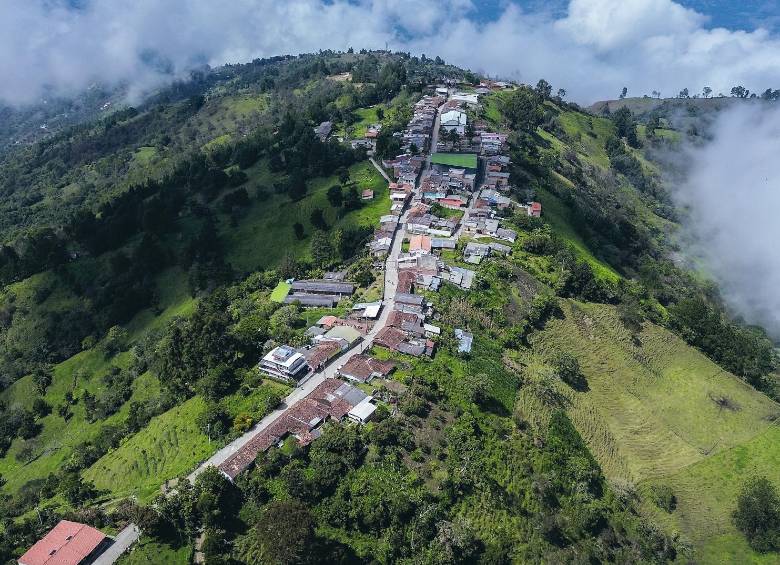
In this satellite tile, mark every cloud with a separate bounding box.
[675,103,780,337]
[2,0,780,105]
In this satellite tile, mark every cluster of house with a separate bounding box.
[284,272,356,308]
[420,167,476,209]
[350,122,382,151]
[218,377,385,481]
[401,94,445,153]
[374,291,437,358]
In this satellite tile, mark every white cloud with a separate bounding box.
[1,0,780,105]
[675,103,780,337]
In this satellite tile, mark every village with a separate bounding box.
[209,80,541,483]
[14,78,543,565]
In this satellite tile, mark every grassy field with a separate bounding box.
[84,382,289,501]
[222,160,389,272]
[83,396,212,500]
[0,268,193,495]
[557,110,615,169]
[117,538,191,565]
[270,280,291,302]
[430,153,478,169]
[522,301,780,561]
[535,188,621,282]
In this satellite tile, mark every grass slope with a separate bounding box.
[521,301,780,561]
[222,160,389,272]
[83,396,212,500]
[0,268,193,494]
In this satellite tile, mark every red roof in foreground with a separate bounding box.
[19,520,107,565]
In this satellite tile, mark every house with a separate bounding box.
[304,340,342,371]
[260,345,309,381]
[431,238,457,250]
[441,109,467,134]
[496,228,517,243]
[290,280,354,296]
[489,242,512,255]
[448,266,476,289]
[528,201,542,217]
[19,520,110,565]
[351,301,382,319]
[455,329,474,354]
[424,323,441,337]
[395,293,425,306]
[338,354,395,383]
[314,121,333,141]
[464,242,492,264]
[286,279,355,307]
[321,325,362,346]
[451,92,480,106]
[408,234,432,255]
[484,218,500,236]
[348,397,378,424]
[362,189,374,200]
[218,379,374,480]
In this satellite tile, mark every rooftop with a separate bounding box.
[19,520,107,565]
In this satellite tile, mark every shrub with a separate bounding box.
[733,476,780,552]
[650,484,677,513]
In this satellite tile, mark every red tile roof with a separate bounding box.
[218,379,367,480]
[339,354,396,382]
[19,521,107,565]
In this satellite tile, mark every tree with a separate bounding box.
[293,222,305,240]
[619,87,628,99]
[287,172,307,200]
[500,86,543,134]
[535,79,552,98]
[731,85,749,98]
[326,185,343,207]
[702,86,712,98]
[32,365,53,394]
[678,88,689,98]
[550,350,586,390]
[733,476,780,552]
[310,208,328,231]
[102,325,129,357]
[463,372,491,406]
[556,88,567,100]
[238,500,317,564]
[375,107,384,120]
[310,233,334,268]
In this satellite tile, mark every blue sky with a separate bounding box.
[473,0,780,31]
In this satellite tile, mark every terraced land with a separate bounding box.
[521,301,780,562]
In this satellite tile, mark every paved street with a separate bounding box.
[187,102,442,481]
[92,524,140,565]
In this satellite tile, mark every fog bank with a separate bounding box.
[677,103,780,337]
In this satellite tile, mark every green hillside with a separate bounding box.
[518,301,780,561]
[1,51,779,564]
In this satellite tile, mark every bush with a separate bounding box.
[650,484,677,513]
[733,476,780,552]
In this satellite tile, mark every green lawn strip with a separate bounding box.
[116,537,192,565]
[222,160,389,272]
[85,382,290,501]
[83,396,212,501]
[530,301,778,481]
[430,153,478,169]
[557,110,615,169]
[270,280,291,303]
